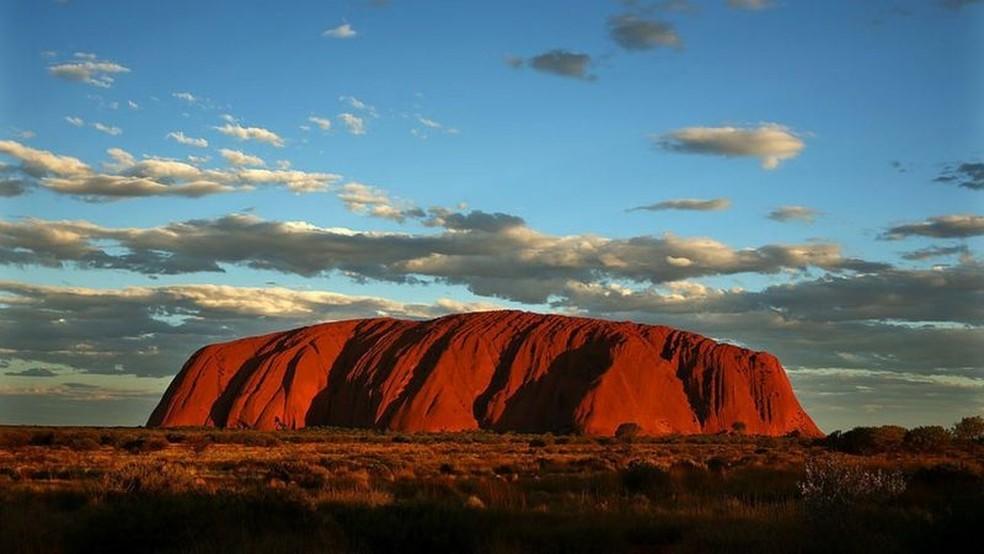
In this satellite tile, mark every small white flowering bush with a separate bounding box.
[798,457,906,515]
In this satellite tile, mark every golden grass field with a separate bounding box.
[1,425,981,553]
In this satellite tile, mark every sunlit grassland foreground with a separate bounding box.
[0,424,981,553]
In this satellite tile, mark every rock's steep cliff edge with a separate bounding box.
[148,311,822,437]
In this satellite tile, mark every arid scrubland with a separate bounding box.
[0,424,981,553]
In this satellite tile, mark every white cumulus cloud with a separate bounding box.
[656,123,805,169]
[48,56,130,88]
[220,149,265,167]
[214,123,285,147]
[308,116,333,131]
[166,131,208,148]
[323,23,357,39]
[92,123,122,136]
[338,113,366,135]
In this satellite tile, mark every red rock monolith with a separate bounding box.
[147,311,822,437]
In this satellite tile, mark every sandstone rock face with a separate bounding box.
[147,311,822,437]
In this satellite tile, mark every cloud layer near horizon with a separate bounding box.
[0,212,886,303]
[0,280,499,378]
[1,259,979,430]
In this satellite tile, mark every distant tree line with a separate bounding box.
[823,415,983,455]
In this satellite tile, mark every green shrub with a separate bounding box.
[0,429,32,448]
[621,461,671,498]
[65,436,100,451]
[265,462,328,490]
[201,430,281,447]
[241,433,281,447]
[122,435,169,454]
[493,464,516,476]
[952,416,984,441]
[904,426,951,452]
[615,423,642,440]
[104,461,201,494]
[98,432,120,447]
[706,456,730,474]
[29,431,55,446]
[529,433,554,448]
[824,425,907,455]
[188,434,212,454]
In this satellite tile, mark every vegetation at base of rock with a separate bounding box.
[614,422,641,441]
[0,418,981,553]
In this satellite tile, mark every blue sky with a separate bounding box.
[0,0,981,430]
